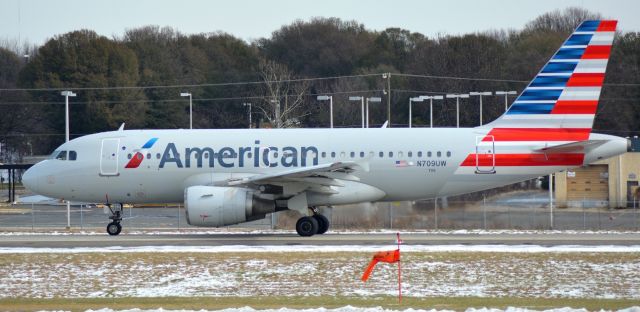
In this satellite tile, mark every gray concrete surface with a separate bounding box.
[1,232,639,248]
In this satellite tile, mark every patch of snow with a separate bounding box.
[15,194,91,205]
[3,248,639,300]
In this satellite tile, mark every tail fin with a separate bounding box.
[484,20,617,140]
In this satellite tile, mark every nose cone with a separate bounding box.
[22,166,39,193]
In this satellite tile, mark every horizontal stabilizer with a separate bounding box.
[536,140,606,154]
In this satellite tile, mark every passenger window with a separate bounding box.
[56,151,67,160]
[331,152,336,158]
[321,152,326,158]
[68,151,77,161]
[427,151,432,157]
[437,151,442,157]
[399,151,404,158]
[379,151,384,158]
[340,152,346,158]
[350,152,355,158]
[369,151,374,157]
[146,153,151,159]
[156,153,161,159]
[408,151,413,157]
[418,151,423,157]
[127,153,132,159]
[446,151,451,157]
[360,151,365,158]
[389,151,394,157]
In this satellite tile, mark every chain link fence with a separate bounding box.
[2,196,639,232]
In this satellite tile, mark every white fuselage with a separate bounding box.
[23,127,628,205]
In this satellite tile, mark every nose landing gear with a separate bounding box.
[106,204,123,236]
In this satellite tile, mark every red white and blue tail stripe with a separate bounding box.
[485,20,616,133]
[459,20,617,174]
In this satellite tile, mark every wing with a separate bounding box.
[225,161,367,195]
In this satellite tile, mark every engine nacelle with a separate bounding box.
[185,186,275,227]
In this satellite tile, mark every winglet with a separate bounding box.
[381,121,388,128]
[118,123,125,131]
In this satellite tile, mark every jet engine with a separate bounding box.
[185,186,276,227]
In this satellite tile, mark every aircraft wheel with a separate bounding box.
[295,216,319,237]
[314,214,330,235]
[107,222,122,236]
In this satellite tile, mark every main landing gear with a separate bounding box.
[106,203,123,236]
[295,207,330,237]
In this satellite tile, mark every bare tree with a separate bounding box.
[524,7,603,34]
[256,59,310,128]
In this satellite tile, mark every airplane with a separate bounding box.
[22,20,627,236]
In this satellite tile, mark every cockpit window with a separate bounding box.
[56,151,68,160]
[69,151,77,161]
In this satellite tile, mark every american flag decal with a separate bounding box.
[395,160,409,167]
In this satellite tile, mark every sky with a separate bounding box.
[0,0,639,48]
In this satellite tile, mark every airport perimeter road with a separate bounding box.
[1,232,640,248]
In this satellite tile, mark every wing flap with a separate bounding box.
[226,161,364,187]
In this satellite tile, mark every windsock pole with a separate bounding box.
[397,232,402,304]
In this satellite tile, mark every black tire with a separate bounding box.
[314,214,330,235]
[295,216,319,237]
[107,222,122,236]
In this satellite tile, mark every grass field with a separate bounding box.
[0,296,638,311]
[1,250,639,311]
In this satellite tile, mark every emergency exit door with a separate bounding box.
[475,135,496,174]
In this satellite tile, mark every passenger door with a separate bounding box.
[100,138,120,176]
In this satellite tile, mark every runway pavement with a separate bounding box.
[1,232,639,248]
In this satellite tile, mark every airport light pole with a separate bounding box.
[445,93,469,128]
[317,95,333,128]
[349,96,365,128]
[469,91,492,126]
[419,95,444,128]
[61,90,76,230]
[383,73,391,127]
[495,91,517,112]
[61,91,76,143]
[549,173,554,230]
[408,97,424,128]
[180,92,193,129]
[366,97,382,128]
[243,103,252,128]
[269,98,281,128]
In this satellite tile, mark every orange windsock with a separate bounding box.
[361,249,400,282]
